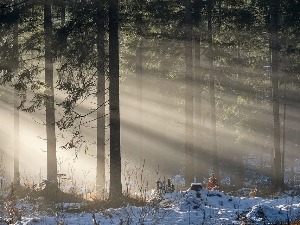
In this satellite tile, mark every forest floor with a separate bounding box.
[1,187,300,225]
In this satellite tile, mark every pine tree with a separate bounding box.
[208,0,219,178]
[44,0,58,189]
[109,0,122,201]
[184,0,195,187]
[270,0,283,190]
[13,0,20,187]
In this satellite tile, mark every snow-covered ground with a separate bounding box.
[2,189,300,225]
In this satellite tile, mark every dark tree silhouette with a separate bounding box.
[208,0,218,177]
[184,0,194,186]
[44,0,58,188]
[109,0,122,201]
[13,0,20,187]
[193,0,204,182]
[135,2,143,159]
[270,0,283,190]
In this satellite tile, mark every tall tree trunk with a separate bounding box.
[136,40,143,158]
[13,89,20,187]
[44,0,58,188]
[96,0,106,195]
[270,0,283,190]
[193,0,204,183]
[281,75,287,189]
[208,0,218,177]
[159,46,172,175]
[135,10,143,160]
[109,0,122,201]
[13,0,20,187]
[135,1,145,162]
[184,0,194,186]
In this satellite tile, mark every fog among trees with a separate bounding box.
[1,0,300,202]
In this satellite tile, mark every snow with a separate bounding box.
[3,189,300,225]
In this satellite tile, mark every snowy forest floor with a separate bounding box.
[1,187,300,225]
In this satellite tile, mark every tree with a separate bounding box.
[193,0,205,182]
[281,73,287,187]
[184,0,194,186]
[13,0,20,187]
[269,0,283,190]
[96,0,106,194]
[135,1,144,160]
[109,0,122,201]
[44,0,58,189]
[207,0,218,177]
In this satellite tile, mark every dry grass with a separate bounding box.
[290,221,300,225]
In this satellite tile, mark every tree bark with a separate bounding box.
[281,75,286,189]
[13,0,20,187]
[14,90,20,186]
[135,9,143,160]
[96,0,106,195]
[44,0,58,188]
[109,0,122,201]
[270,0,283,190]
[136,40,143,158]
[208,0,219,177]
[184,0,194,186]
[193,0,204,183]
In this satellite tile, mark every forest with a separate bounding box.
[0,0,300,223]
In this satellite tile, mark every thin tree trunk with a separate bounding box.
[193,0,204,182]
[13,1,20,186]
[270,0,283,190]
[14,91,20,187]
[291,158,295,188]
[96,0,106,195]
[109,0,122,201]
[136,40,143,157]
[135,2,144,163]
[44,0,58,188]
[159,46,172,175]
[184,0,194,186]
[281,74,287,189]
[208,0,218,177]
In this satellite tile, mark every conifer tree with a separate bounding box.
[13,0,20,187]
[109,0,122,201]
[270,0,283,190]
[208,0,219,177]
[184,0,194,186]
[44,0,58,189]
